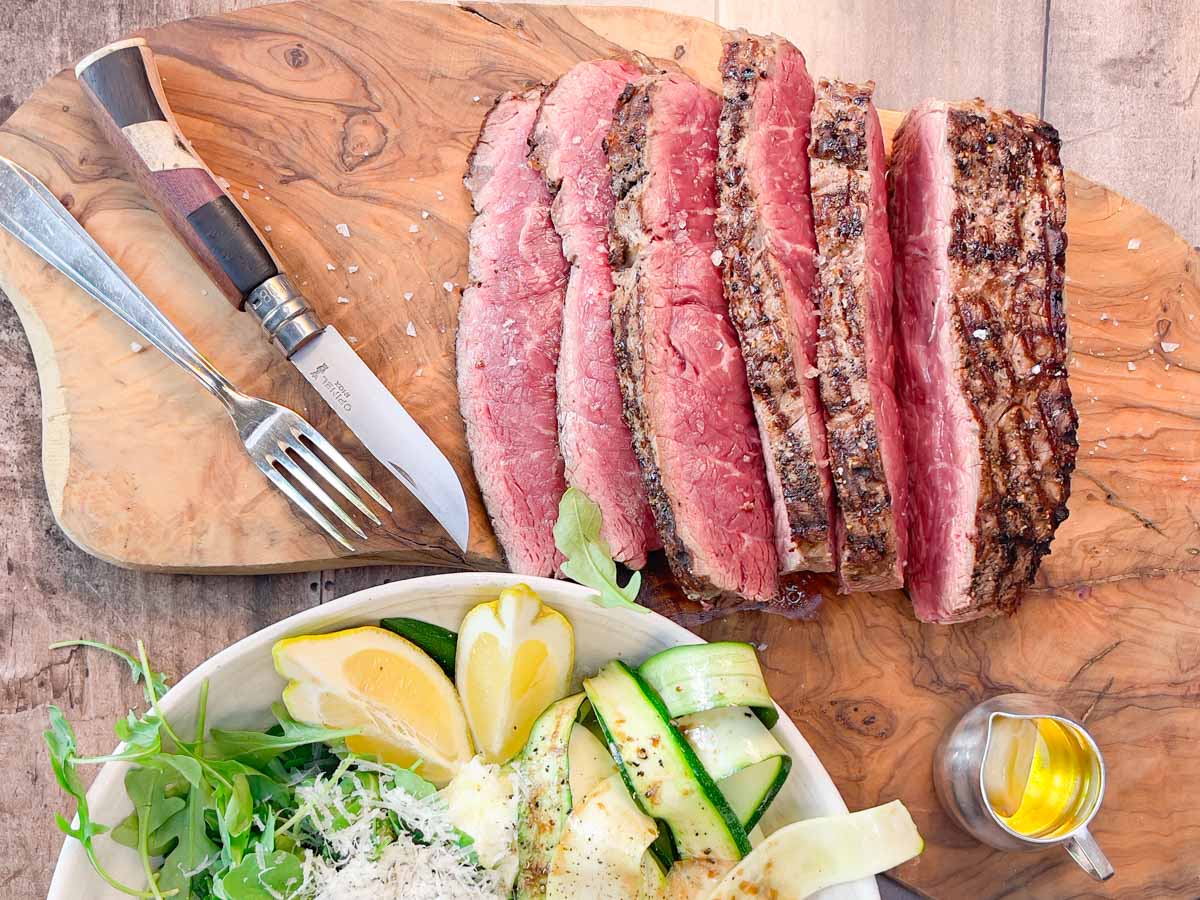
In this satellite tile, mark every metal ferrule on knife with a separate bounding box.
[247,274,325,358]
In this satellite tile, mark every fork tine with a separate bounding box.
[292,422,393,513]
[273,448,368,541]
[288,428,382,526]
[252,455,354,551]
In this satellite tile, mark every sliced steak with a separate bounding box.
[608,73,779,604]
[889,99,1077,623]
[809,78,907,592]
[530,59,658,568]
[716,32,836,574]
[459,87,569,576]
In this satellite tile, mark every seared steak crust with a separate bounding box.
[608,74,779,604]
[809,78,905,592]
[890,99,1077,621]
[945,102,1076,615]
[715,33,836,574]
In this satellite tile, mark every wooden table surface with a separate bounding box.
[1,2,1196,898]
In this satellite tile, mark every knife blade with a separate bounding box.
[74,37,470,552]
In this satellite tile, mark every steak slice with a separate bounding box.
[889,99,1078,623]
[459,87,569,576]
[530,59,658,568]
[716,32,836,574]
[608,73,779,604]
[809,78,907,592]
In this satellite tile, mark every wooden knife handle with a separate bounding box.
[75,38,278,309]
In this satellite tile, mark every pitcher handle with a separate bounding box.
[1064,827,1114,881]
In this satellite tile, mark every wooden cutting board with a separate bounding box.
[2,2,1197,896]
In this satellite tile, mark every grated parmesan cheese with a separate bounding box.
[292,761,503,900]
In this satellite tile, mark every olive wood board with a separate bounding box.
[1,2,1198,897]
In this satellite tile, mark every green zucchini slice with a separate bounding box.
[639,642,778,728]
[584,660,751,861]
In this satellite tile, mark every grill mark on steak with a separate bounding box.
[890,99,1077,622]
[809,78,906,592]
[528,59,658,568]
[715,32,836,575]
[945,103,1077,616]
[608,73,780,605]
[460,87,569,576]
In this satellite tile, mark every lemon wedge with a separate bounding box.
[456,584,574,763]
[274,626,473,785]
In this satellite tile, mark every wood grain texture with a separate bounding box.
[0,2,1198,899]
[1045,0,1200,247]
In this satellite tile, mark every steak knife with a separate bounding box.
[74,38,469,553]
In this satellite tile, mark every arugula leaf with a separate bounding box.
[111,794,185,855]
[222,774,254,839]
[157,782,218,898]
[218,849,304,899]
[126,767,175,899]
[208,704,357,769]
[553,487,646,612]
[44,706,157,898]
[49,639,169,704]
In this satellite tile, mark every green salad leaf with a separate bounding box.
[208,704,357,769]
[553,487,646,613]
[45,638,478,900]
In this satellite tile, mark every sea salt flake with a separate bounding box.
[443,281,455,292]
[1162,341,1180,352]
[327,263,337,271]
[1127,238,1141,250]
[1031,364,1042,374]
[1127,361,1137,371]
[130,342,144,353]
[404,291,414,301]
[257,182,264,190]
[337,296,350,304]
[422,210,430,219]
[348,335,359,344]
[336,223,351,237]
[1099,312,1108,321]
[241,190,250,200]
[406,321,417,337]
[409,224,420,233]
[571,135,582,145]
[710,249,723,266]
[472,95,480,102]
[217,176,231,189]
[972,328,989,339]
[414,367,424,376]
[348,264,359,274]
[1097,440,1108,448]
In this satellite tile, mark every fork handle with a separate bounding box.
[75,38,278,310]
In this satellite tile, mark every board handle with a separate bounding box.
[75,38,278,309]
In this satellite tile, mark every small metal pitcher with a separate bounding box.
[933,693,1113,881]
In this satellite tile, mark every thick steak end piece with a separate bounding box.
[889,99,1078,623]
[809,78,907,592]
[459,87,569,577]
[716,32,836,575]
[609,72,780,605]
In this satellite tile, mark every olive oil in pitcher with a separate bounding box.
[982,714,1102,839]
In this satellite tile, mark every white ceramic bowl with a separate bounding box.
[49,572,877,899]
